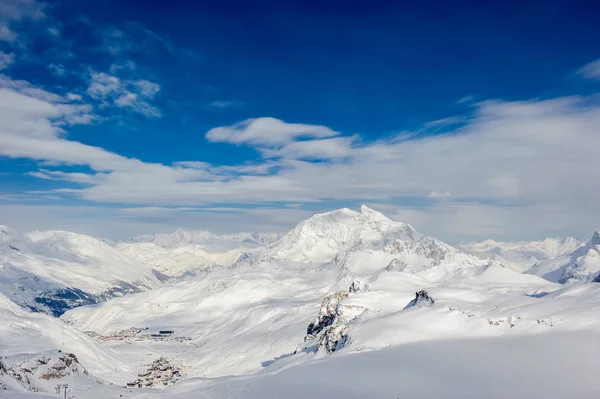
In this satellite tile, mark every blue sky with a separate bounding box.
[0,0,600,242]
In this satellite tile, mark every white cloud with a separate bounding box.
[206,117,339,146]
[48,63,66,76]
[207,100,244,109]
[2,73,600,240]
[577,58,600,81]
[427,190,452,199]
[261,136,355,160]
[457,95,475,104]
[46,26,59,37]
[0,51,14,70]
[0,0,45,42]
[87,71,161,117]
[109,60,136,74]
[133,79,160,97]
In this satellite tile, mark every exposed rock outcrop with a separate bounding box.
[385,258,407,271]
[0,352,97,393]
[127,357,182,388]
[318,325,350,354]
[298,290,368,355]
[404,290,435,309]
[348,279,369,293]
[305,291,348,341]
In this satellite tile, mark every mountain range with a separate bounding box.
[1,206,600,398]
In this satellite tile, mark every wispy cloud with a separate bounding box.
[0,0,46,43]
[87,71,161,117]
[576,58,600,81]
[427,190,452,199]
[207,100,244,109]
[0,51,15,70]
[2,56,600,240]
[47,62,65,76]
[206,117,339,146]
[456,95,475,104]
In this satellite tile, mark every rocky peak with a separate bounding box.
[305,291,348,340]
[404,290,435,309]
[590,230,600,246]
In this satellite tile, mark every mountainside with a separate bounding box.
[0,226,167,316]
[4,207,600,398]
[62,206,555,383]
[238,205,488,281]
[114,241,218,277]
[527,231,600,283]
[460,237,583,272]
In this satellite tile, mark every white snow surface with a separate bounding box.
[2,206,600,398]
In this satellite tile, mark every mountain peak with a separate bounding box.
[360,204,375,213]
[590,230,600,245]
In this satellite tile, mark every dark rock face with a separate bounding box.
[305,291,348,341]
[33,282,145,317]
[348,279,369,293]
[404,290,435,309]
[318,325,350,354]
[34,288,98,317]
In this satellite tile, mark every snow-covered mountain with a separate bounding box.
[61,206,546,381]
[4,207,600,398]
[117,230,281,277]
[0,226,167,316]
[134,230,280,252]
[114,241,218,277]
[460,236,582,272]
[526,230,600,283]
[234,205,489,283]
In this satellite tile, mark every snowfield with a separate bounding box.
[2,206,600,398]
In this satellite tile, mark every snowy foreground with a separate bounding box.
[2,206,600,398]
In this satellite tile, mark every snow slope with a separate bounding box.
[460,236,582,272]
[527,230,600,283]
[0,292,135,385]
[5,206,600,398]
[0,226,166,316]
[63,206,574,384]
[146,332,600,399]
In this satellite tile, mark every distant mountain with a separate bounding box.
[526,230,600,283]
[0,225,167,316]
[120,230,281,276]
[460,237,582,272]
[114,241,218,277]
[237,205,488,280]
[133,230,280,252]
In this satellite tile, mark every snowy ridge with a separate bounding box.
[134,230,280,252]
[0,226,166,316]
[460,236,583,272]
[3,207,600,398]
[527,230,600,283]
